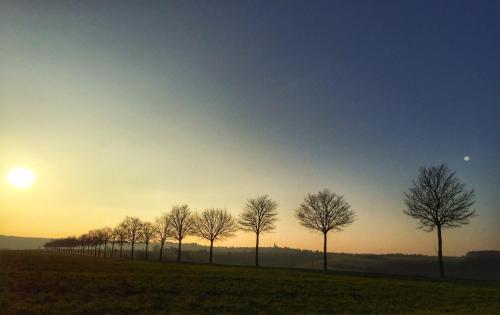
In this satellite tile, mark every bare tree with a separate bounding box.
[83,233,92,256]
[79,234,90,255]
[109,229,117,258]
[154,213,171,262]
[99,227,113,258]
[114,225,127,258]
[140,222,155,261]
[404,164,476,278]
[88,229,99,256]
[239,195,278,267]
[169,205,193,263]
[295,189,356,271]
[193,208,238,264]
[95,230,104,257]
[121,216,143,259]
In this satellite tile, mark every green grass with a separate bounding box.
[1,250,499,314]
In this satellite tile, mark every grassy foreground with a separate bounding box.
[1,251,499,314]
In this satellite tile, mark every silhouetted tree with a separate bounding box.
[122,216,143,259]
[193,208,238,264]
[96,230,104,256]
[169,205,193,263]
[88,229,99,256]
[239,195,278,267]
[114,225,127,258]
[295,189,356,271]
[404,164,476,278]
[82,233,92,255]
[78,234,89,255]
[99,227,113,258]
[140,222,155,260]
[154,213,172,262]
[109,229,117,257]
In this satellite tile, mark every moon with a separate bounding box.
[6,167,36,189]
[464,155,470,162]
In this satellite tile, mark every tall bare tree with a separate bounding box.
[80,233,91,255]
[95,230,105,257]
[121,216,143,259]
[239,195,278,267]
[84,232,93,256]
[88,229,99,256]
[114,225,127,258]
[154,213,172,262]
[140,222,155,261]
[99,227,113,258]
[193,208,238,264]
[404,164,476,278]
[295,189,356,271]
[109,229,117,258]
[169,205,193,263]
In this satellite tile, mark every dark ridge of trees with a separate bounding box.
[404,164,476,278]
[295,189,356,271]
[169,205,194,263]
[193,208,238,264]
[466,250,500,259]
[44,237,79,252]
[239,195,278,267]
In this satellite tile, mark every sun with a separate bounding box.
[6,167,36,189]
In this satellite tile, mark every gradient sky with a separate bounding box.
[1,0,499,255]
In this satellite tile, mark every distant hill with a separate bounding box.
[466,250,500,259]
[0,235,53,250]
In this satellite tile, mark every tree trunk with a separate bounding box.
[255,232,260,267]
[98,244,101,257]
[103,241,108,257]
[131,241,135,259]
[177,238,182,263]
[209,239,214,264]
[437,225,444,278]
[323,232,328,271]
[159,241,165,262]
[145,241,149,260]
[119,243,123,258]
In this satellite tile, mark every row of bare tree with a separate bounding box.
[45,206,237,264]
[45,164,476,277]
[45,191,356,270]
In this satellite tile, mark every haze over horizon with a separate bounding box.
[1,1,499,256]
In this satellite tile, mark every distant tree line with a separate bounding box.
[45,164,476,278]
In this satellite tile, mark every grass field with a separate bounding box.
[1,250,499,314]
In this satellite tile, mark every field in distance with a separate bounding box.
[1,250,499,314]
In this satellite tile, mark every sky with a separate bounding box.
[1,0,499,255]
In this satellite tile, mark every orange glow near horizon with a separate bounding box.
[0,160,497,256]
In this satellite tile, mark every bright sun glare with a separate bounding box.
[6,167,36,189]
